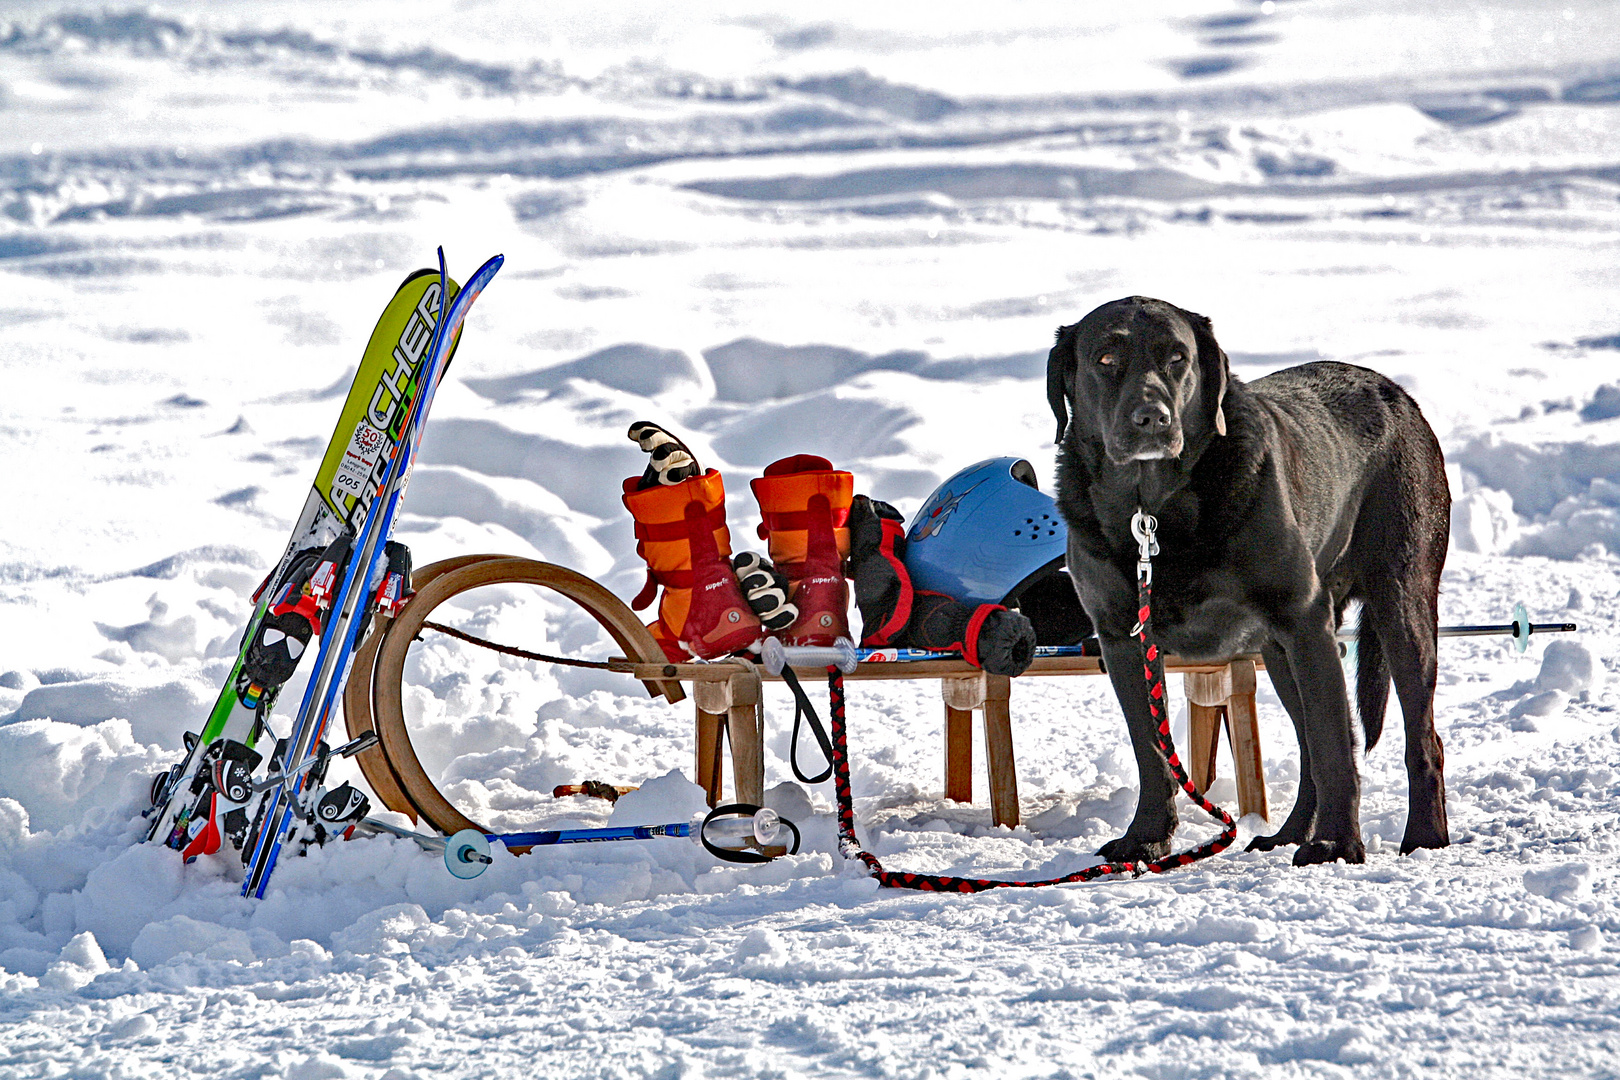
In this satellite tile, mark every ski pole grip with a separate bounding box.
[762,636,858,675]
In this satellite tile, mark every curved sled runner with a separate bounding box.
[343,556,683,839]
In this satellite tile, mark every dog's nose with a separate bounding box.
[1132,402,1172,431]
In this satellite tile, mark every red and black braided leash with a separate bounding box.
[826,510,1237,892]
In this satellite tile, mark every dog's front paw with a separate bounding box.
[1246,801,1314,853]
[1097,834,1171,864]
[1245,831,1295,853]
[1292,837,1366,866]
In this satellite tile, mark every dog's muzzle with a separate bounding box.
[1110,403,1184,462]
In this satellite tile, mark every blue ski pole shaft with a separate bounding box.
[360,819,693,850]
[495,823,694,847]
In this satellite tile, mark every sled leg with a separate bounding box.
[696,708,724,807]
[1184,659,1267,820]
[694,671,763,806]
[944,704,973,804]
[727,671,764,807]
[1188,702,1224,796]
[983,674,1019,829]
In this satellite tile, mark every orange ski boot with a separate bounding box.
[623,444,761,662]
[750,455,854,647]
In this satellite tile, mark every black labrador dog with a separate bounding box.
[1046,296,1450,865]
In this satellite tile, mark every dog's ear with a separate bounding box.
[1046,325,1076,444]
[1187,310,1229,437]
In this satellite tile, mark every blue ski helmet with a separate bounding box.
[903,458,1067,606]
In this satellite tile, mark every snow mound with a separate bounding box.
[0,719,171,831]
[1534,639,1606,698]
[417,418,643,520]
[402,466,613,576]
[8,676,211,747]
[1522,862,1593,903]
[1449,433,1620,558]
[464,343,709,402]
[1450,487,1518,555]
[704,338,926,403]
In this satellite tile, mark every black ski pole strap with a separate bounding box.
[779,663,834,784]
[699,803,802,864]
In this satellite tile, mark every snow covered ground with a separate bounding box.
[2,2,1619,1076]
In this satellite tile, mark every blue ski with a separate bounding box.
[241,249,503,899]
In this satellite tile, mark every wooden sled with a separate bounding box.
[346,556,1270,839]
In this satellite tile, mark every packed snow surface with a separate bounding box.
[2,2,1619,1076]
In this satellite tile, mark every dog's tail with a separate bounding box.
[1355,616,1391,752]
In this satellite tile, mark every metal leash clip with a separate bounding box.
[1130,509,1159,586]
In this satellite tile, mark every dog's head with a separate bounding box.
[1046,296,1229,463]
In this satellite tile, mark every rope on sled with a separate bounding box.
[418,620,614,670]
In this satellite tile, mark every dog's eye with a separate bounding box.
[1167,351,1187,367]
[1097,353,1115,366]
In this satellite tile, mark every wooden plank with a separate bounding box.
[695,710,723,807]
[729,704,763,805]
[944,705,973,804]
[726,671,763,806]
[982,674,1019,828]
[1187,702,1224,796]
[1224,659,1268,821]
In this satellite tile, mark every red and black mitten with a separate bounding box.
[848,495,912,647]
[903,592,1036,677]
[847,495,1036,677]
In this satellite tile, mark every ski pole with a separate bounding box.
[250,731,379,794]
[357,804,802,880]
[766,604,1574,669]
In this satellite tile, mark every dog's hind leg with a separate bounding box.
[1351,427,1450,854]
[1246,643,1317,852]
[1365,576,1449,853]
